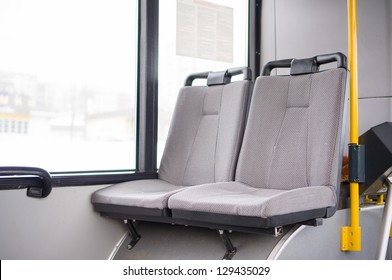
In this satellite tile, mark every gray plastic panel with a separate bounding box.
[0,186,127,259]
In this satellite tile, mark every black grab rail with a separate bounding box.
[0,166,52,198]
[185,66,251,86]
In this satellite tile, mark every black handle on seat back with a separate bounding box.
[315,52,347,69]
[262,52,347,76]
[185,67,251,86]
[184,71,210,86]
[227,67,252,81]
[0,166,52,198]
[262,58,293,76]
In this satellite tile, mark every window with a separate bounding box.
[158,0,249,164]
[0,0,138,172]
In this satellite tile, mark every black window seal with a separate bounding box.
[136,0,159,174]
[249,0,262,81]
[51,171,158,187]
[0,170,158,190]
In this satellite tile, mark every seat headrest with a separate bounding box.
[207,71,230,86]
[290,57,319,76]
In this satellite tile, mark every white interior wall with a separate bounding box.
[261,0,392,135]
[388,1,392,122]
[260,0,276,64]
[0,186,127,259]
[357,0,391,134]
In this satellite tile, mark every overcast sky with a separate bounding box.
[0,0,137,92]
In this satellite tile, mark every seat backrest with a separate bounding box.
[159,67,252,186]
[236,53,348,193]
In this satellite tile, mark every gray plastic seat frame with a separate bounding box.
[92,67,253,221]
[94,53,348,234]
[168,53,349,230]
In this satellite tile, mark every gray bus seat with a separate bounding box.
[168,53,348,230]
[91,67,252,220]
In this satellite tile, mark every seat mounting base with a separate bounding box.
[219,230,237,260]
[125,220,141,250]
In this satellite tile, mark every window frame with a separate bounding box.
[31,0,160,187]
[0,0,259,189]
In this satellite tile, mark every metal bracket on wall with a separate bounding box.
[218,230,237,260]
[348,144,365,183]
[124,220,141,250]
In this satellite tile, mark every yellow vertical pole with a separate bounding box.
[348,0,360,229]
[341,0,361,252]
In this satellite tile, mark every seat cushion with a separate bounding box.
[168,182,336,218]
[92,179,184,210]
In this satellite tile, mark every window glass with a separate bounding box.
[0,0,137,172]
[158,0,249,165]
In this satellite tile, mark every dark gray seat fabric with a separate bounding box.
[92,68,252,218]
[169,57,348,228]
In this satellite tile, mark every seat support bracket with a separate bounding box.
[218,230,237,260]
[124,220,141,250]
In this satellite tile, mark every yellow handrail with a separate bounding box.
[341,0,361,252]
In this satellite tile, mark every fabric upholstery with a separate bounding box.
[168,182,336,218]
[159,80,251,185]
[236,68,347,191]
[169,68,347,220]
[92,78,251,210]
